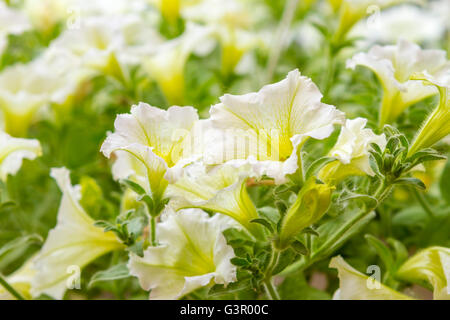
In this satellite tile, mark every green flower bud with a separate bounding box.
[278,177,333,249]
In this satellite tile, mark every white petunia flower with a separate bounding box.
[347,39,450,126]
[330,256,414,300]
[329,0,412,43]
[397,246,450,300]
[350,5,446,46]
[319,118,386,183]
[408,72,450,155]
[166,161,263,238]
[31,168,124,299]
[101,102,199,201]
[0,2,31,55]
[128,208,237,300]
[207,69,345,184]
[142,23,214,105]
[182,0,268,75]
[0,131,42,181]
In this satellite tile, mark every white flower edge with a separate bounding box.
[31,167,123,299]
[207,69,345,184]
[0,131,42,181]
[128,208,237,300]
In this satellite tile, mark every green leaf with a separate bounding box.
[365,234,394,271]
[88,263,131,288]
[250,218,273,233]
[0,234,43,258]
[393,178,426,190]
[278,273,331,300]
[230,257,250,267]
[305,156,336,180]
[208,279,252,297]
[291,240,309,255]
[257,206,280,225]
[120,179,146,196]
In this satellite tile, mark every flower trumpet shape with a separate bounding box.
[101,102,199,202]
[330,256,414,300]
[128,208,237,300]
[166,162,263,238]
[347,40,450,126]
[31,168,124,299]
[408,73,450,156]
[319,117,386,184]
[207,69,345,184]
[0,131,42,181]
[330,0,411,43]
[143,23,213,105]
[277,177,333,249]
[397,246,450,300]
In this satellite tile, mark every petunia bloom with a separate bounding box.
[397,246,450,300]
[319,117,386,184]
[101,102,199,202]
[408,71,450,156]
[347,40,450,126]
[207,69,345,184]
[166,162,263,238]
[128,208,237,300]
[31,168,124,299]
[0,131,42,181]
[330,256,414,300]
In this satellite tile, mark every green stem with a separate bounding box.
[0,274,25,300]
[282,180,392,275]
[150,216,157,246]
[263,247,281,300]
[411,188,435,218]
[263,279,280,300]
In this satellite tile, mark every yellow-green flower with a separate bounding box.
[31,168,124,299]
[207,69,345,184]
[0,131,42,181]
[278,177,333,249]
[319,117,386,184]
[331,0,411,44]
[142,23,213,105]
[347,40,449,127]
[330,256,414,300]
[128,208,236,300]
[101,102,200,201]
[408,72,450,156]
[166,162,263,238]
[397,246,450,300]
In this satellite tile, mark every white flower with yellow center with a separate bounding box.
[0,131,42,181]
[319,118,386,184]
[397,247,450,300]
[101,102,199,201]
[347,40,450,126]
[207,69,345,184]
[128,208,236,300]
[182,0,268,75]
[31,168,124,299]
[166,162,263,238]
[329,0,412,43]
[142,23,214,105]
[330,256,414,300]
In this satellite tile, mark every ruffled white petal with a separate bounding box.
[128,208,236,300]
[207,69,345,183]
[31,168,123,299]
[0,131,42,181]
[330,256,414,300]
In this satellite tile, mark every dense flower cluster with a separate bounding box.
[0,0,449,301]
